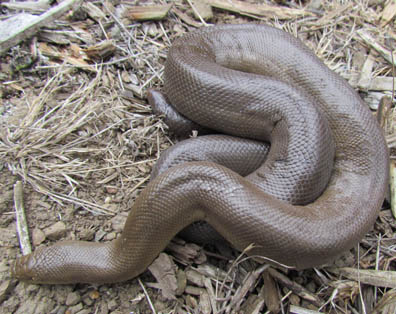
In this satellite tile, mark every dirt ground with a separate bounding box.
[1,0,396,313]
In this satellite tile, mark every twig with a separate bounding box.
[13,181,32,255]
[357,30,396,66]
[138,278,157,314]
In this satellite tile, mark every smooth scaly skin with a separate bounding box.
[12,24,388,284]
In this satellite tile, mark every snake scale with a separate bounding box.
[11,24,388,284]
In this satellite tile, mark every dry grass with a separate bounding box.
[1,0,396,313]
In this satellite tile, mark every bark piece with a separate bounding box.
[268,268,323,307]
[380,0,396,26]
[205,0,313,19]
[14,181,31,255]
[148,253,178,300]
[0,0,81,55]
[125,4,172,21]
[330,267,396,288]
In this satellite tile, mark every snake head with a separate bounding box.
[11,248,48,283]
[10,241,125,284]
[10,244,75,284]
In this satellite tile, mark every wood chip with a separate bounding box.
[368,76,395,92]
[241,294,265,314]
[390,160,396,219]
[205,0,313,19]
[185,268,205,287]
[262,270,280,313]
[199,290,212,314]
[314,3,352,27]
[173,7,203,28]
[185,285,207,296]
[14,181,32,255]
[203,276,218,313]
[194,263,230,282]
[191,0,213,20]
[268,268,323,307]
[225,264,268,313]
[83,40,116,60]
[377,95,393,129]
[357,30,396,66]
[124,4,173,21]
[289,305,323,314]
[1,0,51,13]
[331,267,396,288]
[148,253,178,300]
[81,2,107,22]
[357,50,376,90]
[38,42,96,72]
[166,240,207,265]
[380,0,396,26]
[372,288,396,314]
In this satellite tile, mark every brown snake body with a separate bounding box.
[12,24,388,284]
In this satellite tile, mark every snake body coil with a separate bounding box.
[12,24,388,284]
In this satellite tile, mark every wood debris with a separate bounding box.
[124,4,173,21]
[380,0,396,26]
[13,181,31,255]
[205,0,314,19]
[191,0,213,21]
[357,30,396,67]
[330,267,396,288]
[391,160,396,219]
[1,0,51,13]
[148,253,180,300]
[0,0,80,55]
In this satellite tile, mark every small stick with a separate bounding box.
[390,160,396,219]
[138,278,157,314]
[357,30,396,66]
[14,181,32,255]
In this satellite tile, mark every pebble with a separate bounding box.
[35,297,55,313]
[88,290,100,300]
[44,221,67,240]
[32,228,46,246]
[105,187,118,194]
[79,228,95,241]
[289,293,301,305]
[110,213,128,232]
[64,207,76,219]
[53,285,73,304]
[82,295,93,306]
[0,279,17,303]
[66,292,81,306]
[104,232,116,241]
[25,283,40,294]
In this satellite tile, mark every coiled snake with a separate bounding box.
[11,24,388,284]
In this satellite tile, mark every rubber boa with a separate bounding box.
[11,24,388,284]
